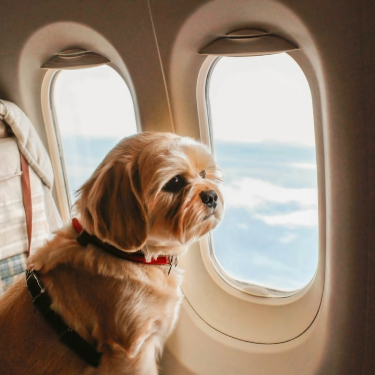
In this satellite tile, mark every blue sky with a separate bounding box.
[213,141,318,291]
[209,55,318,292]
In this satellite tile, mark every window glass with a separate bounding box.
[208,54,318,292]
[53,65,137,205]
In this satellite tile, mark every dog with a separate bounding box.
[0,132,223,375]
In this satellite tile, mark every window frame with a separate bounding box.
[41,69,71,221]
[201,54,319,297]
[179,52,326,343]
[41,66,139,222]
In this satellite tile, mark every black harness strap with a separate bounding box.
[26,270,102,368]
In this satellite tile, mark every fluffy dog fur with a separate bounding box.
[0,132,223,375]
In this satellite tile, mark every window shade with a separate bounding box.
[200,29,297,57]
[41,49,110,70]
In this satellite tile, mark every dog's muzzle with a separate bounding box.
[200,190,218,210]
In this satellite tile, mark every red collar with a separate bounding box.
[72,218,174,267]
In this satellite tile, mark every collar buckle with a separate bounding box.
[168,255,179,275]
[26,270,52,315]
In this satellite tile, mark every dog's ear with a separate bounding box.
[78,161,147,251]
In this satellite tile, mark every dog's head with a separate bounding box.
[76,132,223,257]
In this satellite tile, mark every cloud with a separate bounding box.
[291,163,317,170]
[222,178,318,227]
[279,233,297,243]
[222,178,317,209]
[237,223,249,230]
[256,209,318,227]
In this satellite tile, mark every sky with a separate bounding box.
[209,54,318,292]
[54,65,137,139]
[209,54,315,146]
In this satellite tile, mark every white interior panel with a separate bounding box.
[0,0,373,373]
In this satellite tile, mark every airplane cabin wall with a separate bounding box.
[0,0,373,373]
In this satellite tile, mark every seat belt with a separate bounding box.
[20,152,32,257]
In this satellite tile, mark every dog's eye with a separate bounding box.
[163,175,186,193]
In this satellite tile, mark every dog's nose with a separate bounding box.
[200,190,218,209]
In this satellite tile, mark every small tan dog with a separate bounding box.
[0,132,223,375]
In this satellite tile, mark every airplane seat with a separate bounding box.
[0,100,62,295]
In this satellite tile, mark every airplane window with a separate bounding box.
[52,65,137,207]
[208,54,318,293]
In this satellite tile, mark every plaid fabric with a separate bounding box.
[0,253,27,296]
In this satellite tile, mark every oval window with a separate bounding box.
[52,65,137,207]
[208,54,318,294]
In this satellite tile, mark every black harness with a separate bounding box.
[25,219,178,368]
[26,270,102,368]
